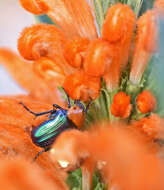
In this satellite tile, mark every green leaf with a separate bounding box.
[35,14,55,25]
[66,168,107,190]
[140,19,164,118]
[138,0,155,16]
[93,0,111,33]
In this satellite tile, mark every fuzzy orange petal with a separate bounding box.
[0,158,68,190]
[0,49,64,105]
[20,0,97,39]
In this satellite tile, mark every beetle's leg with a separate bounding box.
[85,100,92,113]
[33,147,50,161]
[20,102,54,117]
[53,104,63,110]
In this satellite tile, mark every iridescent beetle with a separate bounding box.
[20,93,91,161]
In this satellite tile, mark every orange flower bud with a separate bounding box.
[110,92,131,118]
[33,57,66,86]
[132,114,164,140]
[19,0,48,14]
[84,39,111,77]
[136,90,157,114]
[102,3,136,68]
[63,37,90,68]
[63,71,100,101]
[18,24,66,61]
[130,11,158,85]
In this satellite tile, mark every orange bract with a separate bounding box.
[84,39,111,77]
[110,92,131,118]
[63,37,90,68]
[136,90,157,114]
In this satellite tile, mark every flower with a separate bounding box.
[136,90,157,114]
[110,92,132,118]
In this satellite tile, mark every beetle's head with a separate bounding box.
[50,129,89,171]
[67,106,85,129]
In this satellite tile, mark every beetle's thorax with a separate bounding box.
[67,106,84,129]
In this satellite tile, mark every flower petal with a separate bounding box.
[19,0,98,39]
[0,158,68,190]
[0,49,64,105]
[46,0,98,39]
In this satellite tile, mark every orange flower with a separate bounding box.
[136,90,157,114]
[132,113,164,140]
[63,70,100,101]
[110,92,132,118]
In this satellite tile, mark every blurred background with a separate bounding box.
[0,0,34,95]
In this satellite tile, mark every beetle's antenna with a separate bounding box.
[85,99,92,113]
[19,102,54,117]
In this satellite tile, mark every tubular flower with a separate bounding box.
[136,90,157,114]
[110,92,132,118]
[101,3,136,90]
[129,10,158,85]
[83,39,112,77]
[102,3,136,68]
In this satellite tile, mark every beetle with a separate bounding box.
[20,93,91,161]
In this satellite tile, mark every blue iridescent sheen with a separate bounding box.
[31,109,76,148]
